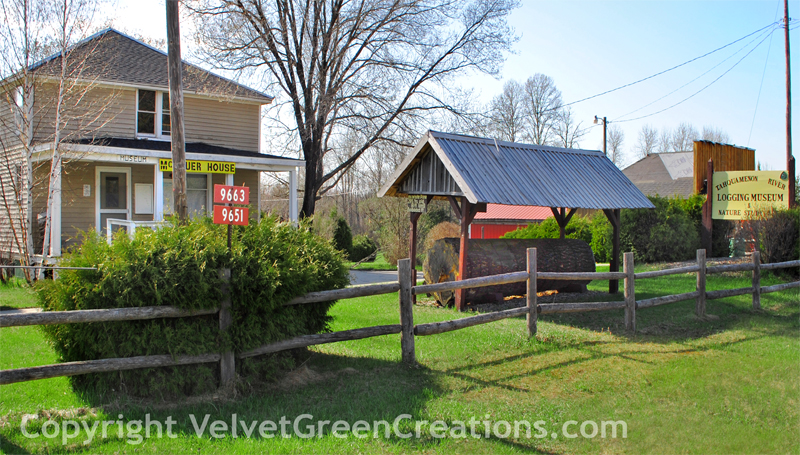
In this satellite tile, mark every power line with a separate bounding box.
[615,24,778,121]
[748,3,782,146]
[615,27,777,123]
[560,21,779,109]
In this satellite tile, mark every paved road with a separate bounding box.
[349,269,423,286]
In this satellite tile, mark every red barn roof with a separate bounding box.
[473,204,553,222]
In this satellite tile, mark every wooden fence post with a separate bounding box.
[696,249,706,317]
[624,252,635,332]
[752,251,761,310]
[219,268,235,388]
[526,248,537,337]
[398,259,416,365]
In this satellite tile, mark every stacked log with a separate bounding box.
[423,238,595,306]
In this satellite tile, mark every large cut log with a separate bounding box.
[423,238,595,306]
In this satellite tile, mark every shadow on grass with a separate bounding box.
[538,297,799,343]
[0,436,32,454]
[0,353,443,452]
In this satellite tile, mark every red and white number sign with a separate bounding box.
[214,184,250,205]
[213,184,250,225]
[213,205,249,226]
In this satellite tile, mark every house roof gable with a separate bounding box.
[29,29,272,103]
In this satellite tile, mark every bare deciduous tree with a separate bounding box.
[634,124,658,159]
[552,105,585,149]
[1,0,112,280]
[701,125,730,144]
[657,128,672,154]
[521,73,561,145]
[606,124,625,166]
[488,79,525,142]
[671,122,698,152]
[192,0,518,217]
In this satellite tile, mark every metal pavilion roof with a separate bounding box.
[379,130,655,210]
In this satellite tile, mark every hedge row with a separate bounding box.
[503,195,734,263]
[37,217,349,398]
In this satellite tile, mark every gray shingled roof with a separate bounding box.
[68,137,300,161]
[30,29,272,103]
[380,131,655,210]
[622,153,695,198]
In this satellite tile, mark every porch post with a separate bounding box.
[225,173,234,186]
[256,171,262,221]
[154,164,164,221]
[50,158,62,257]
[289,167,298,223]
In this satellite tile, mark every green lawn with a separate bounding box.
[345,252,393,270]
[1,266,798,454]
[0,279,37,311]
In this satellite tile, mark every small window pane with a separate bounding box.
[138,90,155,112]
[137,112,155,134]
[163,180,173,215]
[162,92,170,110]
[161,113,171,135]
[187,190,207,217]
[100,173,127,210]
[187,174,208,190]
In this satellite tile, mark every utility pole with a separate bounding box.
[167,0,188,222]
[786,0,796,207]
[594,116,608,156]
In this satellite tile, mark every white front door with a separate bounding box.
[96,167,132,234]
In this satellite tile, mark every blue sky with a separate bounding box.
[110,0,797,170]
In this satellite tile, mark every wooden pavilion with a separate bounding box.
[378,131,655,310]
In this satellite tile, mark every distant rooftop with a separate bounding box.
[473,204,553,222]
[622,152,694,198]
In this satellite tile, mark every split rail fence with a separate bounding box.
[1,249,798,386]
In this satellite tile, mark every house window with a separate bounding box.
[137,90,171,138]
[162,174,211,218]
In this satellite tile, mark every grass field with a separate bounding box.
[0,266,798,454]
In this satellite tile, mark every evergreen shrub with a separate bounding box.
[37,217,348,398]
[619,196,700,262]
[332,217,353,258]
[350,235,377,262]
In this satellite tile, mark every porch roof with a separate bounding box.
[32,137,304,171]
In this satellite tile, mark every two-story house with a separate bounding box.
[0,29,303,259]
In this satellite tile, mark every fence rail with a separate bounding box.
[1,250,798,387]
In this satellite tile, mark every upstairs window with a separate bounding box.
[137,90,171,138]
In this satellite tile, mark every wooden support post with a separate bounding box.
[398,259,415,365]
[603,208,621,294]
[526,248,537,337]
[701,159,714,253]
[409,211,422,304]
[218,268,234,388]
[456,197,471,311]
[549,207,577,240]
[752,251,761,310]
[624,252,635,332]
[789,157,796,209]
[696,249,706,317]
